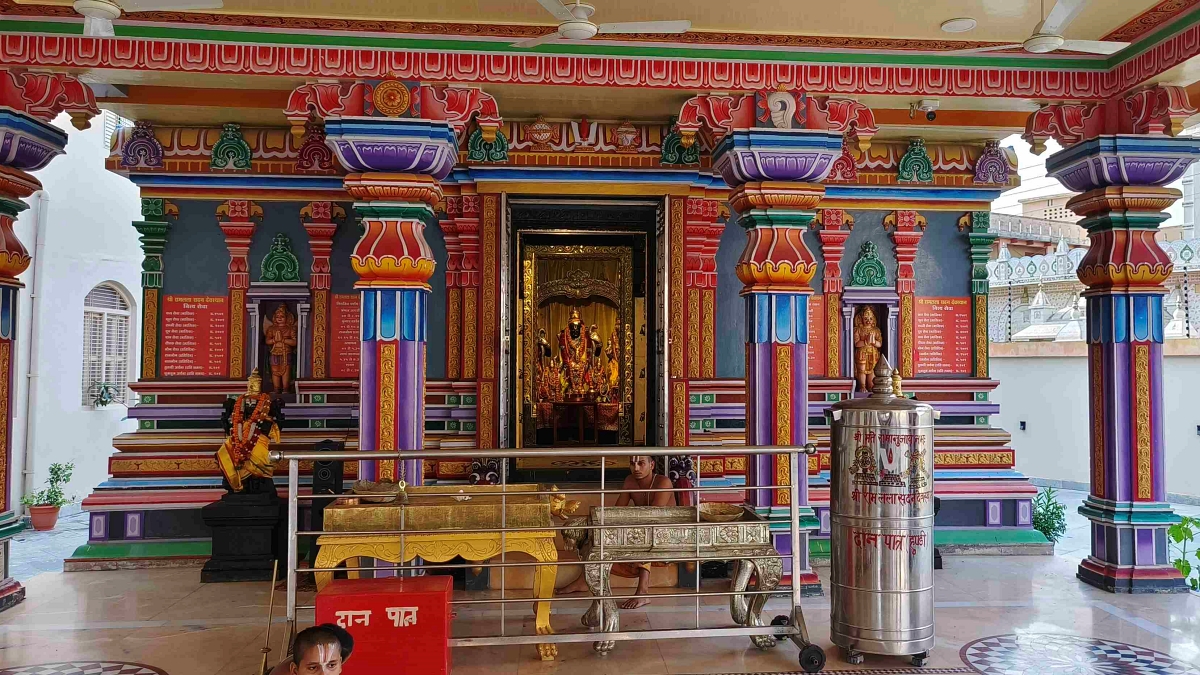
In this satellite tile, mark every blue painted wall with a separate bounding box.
[712,209,971,380]
[160,200,447,380]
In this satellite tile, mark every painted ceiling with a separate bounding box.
[5,0,1190,50]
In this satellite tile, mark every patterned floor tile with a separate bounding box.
[961,634,1200,675]
[0,663,167,675]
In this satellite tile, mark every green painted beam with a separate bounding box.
[0,520,25,540]
[69,540,211,560]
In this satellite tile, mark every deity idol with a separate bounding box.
[216,369,284,493]
[605,323,621,402]
[853,305,883,392]
[558,308,597,400]
[263,304,298,394]
[535,328,557,403]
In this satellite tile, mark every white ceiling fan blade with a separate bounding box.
[512,32,565,48]
[119,0,222,11]
[83,15,115,36]
[1058,39,1130,54]
[534,0,575,22]
[596,20,692,34]
[944,44,1024,54]
[1039,0,1088,36]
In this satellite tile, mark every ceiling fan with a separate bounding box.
[512,0,691,48]
[74,0,224,37]
[951,0,1128,55]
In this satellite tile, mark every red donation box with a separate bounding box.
[315,576,452,675]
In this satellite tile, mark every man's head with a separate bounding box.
[273,304,290,325]
[289,624,352,675]
[628,455,655,481]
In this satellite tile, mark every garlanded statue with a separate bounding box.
[558,308,598,400]
[216,369,284,493]
[263,304,298,394]
[853,305,883,392]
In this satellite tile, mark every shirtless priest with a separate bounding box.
[557,455,676,609]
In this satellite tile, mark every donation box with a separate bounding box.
[315,575,452,675]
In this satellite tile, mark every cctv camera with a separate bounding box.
[912,98,940,122]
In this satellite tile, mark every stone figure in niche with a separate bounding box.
[853,305,883,392]
[263,304,298,393]
[215,369,284,493]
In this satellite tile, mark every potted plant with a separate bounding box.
[20,462,75,531]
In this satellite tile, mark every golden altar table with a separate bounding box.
[313,484,564,660]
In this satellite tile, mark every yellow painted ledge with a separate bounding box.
[991,338,1200,358]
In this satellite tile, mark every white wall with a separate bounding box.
[992,344,1200,500]
[9,112,142,513]
[993,132,1188,228]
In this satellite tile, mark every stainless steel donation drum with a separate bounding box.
[827,357,937,667]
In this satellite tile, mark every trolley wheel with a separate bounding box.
[798,644,826,673]
[844,648,865,665]
[911,652,928,667]
[770,615,791,626]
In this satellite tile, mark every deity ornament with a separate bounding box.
[558,308,599,401]
[216,370,284,493]
[853,305,883,393]
[263,304,298,394]
[605,323,621,402]
[535,328,558,403]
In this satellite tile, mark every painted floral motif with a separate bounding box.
[973,140,1010,185]
[259,233,301,283]
[466,128,509,163]
[210,122,252,170]
[120,120,163,169]
[897,138,934,183]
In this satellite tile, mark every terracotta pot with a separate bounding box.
[28,505,60,531]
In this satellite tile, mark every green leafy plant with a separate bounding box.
[20,462,75,508]
[89,382,121,407]
[1032,487,1068,544]
[1168,515,1199,591]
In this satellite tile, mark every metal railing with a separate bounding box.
[271,445,819,656]
[989,213,1088,246]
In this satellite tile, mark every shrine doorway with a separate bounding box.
[507,199,659,478]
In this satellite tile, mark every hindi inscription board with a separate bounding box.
[330,293,360,379]
[161,295,228,377]
[914,296,971,375]
[808,295,826,377]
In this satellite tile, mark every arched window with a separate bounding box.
[82,283,132,406]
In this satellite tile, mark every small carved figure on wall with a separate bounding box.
[263,304,298,393]
[854,305,883,392]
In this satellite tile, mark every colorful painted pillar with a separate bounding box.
[301,201,345,380]
[681,194,723,484]
[217,199,263,380]
[286,81,501,484]
[813,208,855,377]
[132,198,178,380]
[1028,84,1200,592]
[0,69,98,611]
[959,211,996,378]
[885,210,926,379]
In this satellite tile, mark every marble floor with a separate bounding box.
[0,552,1197,675]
